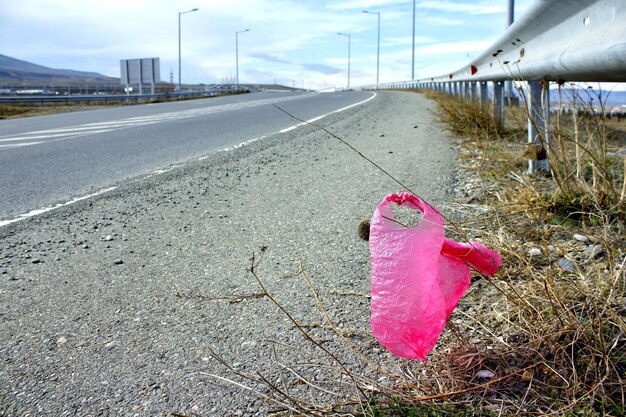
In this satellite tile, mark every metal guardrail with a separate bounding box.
[358,0,626,174]
[0,89,240,104]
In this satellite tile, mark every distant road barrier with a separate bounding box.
[0,88,240,105]
[358,0,626,174]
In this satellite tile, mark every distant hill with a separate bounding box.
[0,54,120,90]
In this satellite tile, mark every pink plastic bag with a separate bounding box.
[369,192,501,360]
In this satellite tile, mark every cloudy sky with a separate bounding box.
[1,0,535,90]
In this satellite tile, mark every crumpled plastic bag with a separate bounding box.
[369,192,501,360]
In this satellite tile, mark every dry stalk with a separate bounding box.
[247,249,371,407]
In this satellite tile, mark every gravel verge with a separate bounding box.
[0,91,460,416]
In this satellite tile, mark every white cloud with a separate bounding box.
[416,1,505,15]
[326,0,405,11]
[419,16,465,26]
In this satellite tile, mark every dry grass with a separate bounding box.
[0,102,116,119]
[423,89,626,415]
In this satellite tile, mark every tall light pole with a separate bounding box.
[236,29,250,89]
[411,0,416,80]
[362,10,380,84]
[505,0,514,101]
[337,32,351,89]
[178,8,199,93]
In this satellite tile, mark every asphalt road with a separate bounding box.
[0,90,373,222]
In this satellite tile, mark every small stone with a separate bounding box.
[57,336,67,345]
[587,235,601,243]
[105,341,118,350]
[584,244,605,260]
[529,248,542,257]
[592,262,609,272]
[558,258,575,272]
[573,234,589,243]
[521,369,534,381]
[358,219,370,241]
[82,244,89,249]
[105,235,113,241]
[31,259,41,264]
[113,259,124,265]
[476,370,495,379]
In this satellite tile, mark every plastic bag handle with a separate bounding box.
[374,191,444,233]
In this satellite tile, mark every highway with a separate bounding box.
[0,90,373,223]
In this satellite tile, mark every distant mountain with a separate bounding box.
[0,54,119,87]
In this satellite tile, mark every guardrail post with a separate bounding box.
[472,82,479,102]
[492,81,505,128]
[480,82,489,106]
[463,82,470,100]
[526,79,551,174]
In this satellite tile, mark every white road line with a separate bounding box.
[0,133,71,142]
[279,92,376,133]
[0,142,43,149]
[0,129,120,143]
[0,187,118,228]
[220,135,267,152]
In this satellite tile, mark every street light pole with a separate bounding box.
[236,29,250,89]
[505,0,514,101]
[362,10,380,84]
[412,0,416,80]
[178,8,199,93]
[337,32,351,89]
